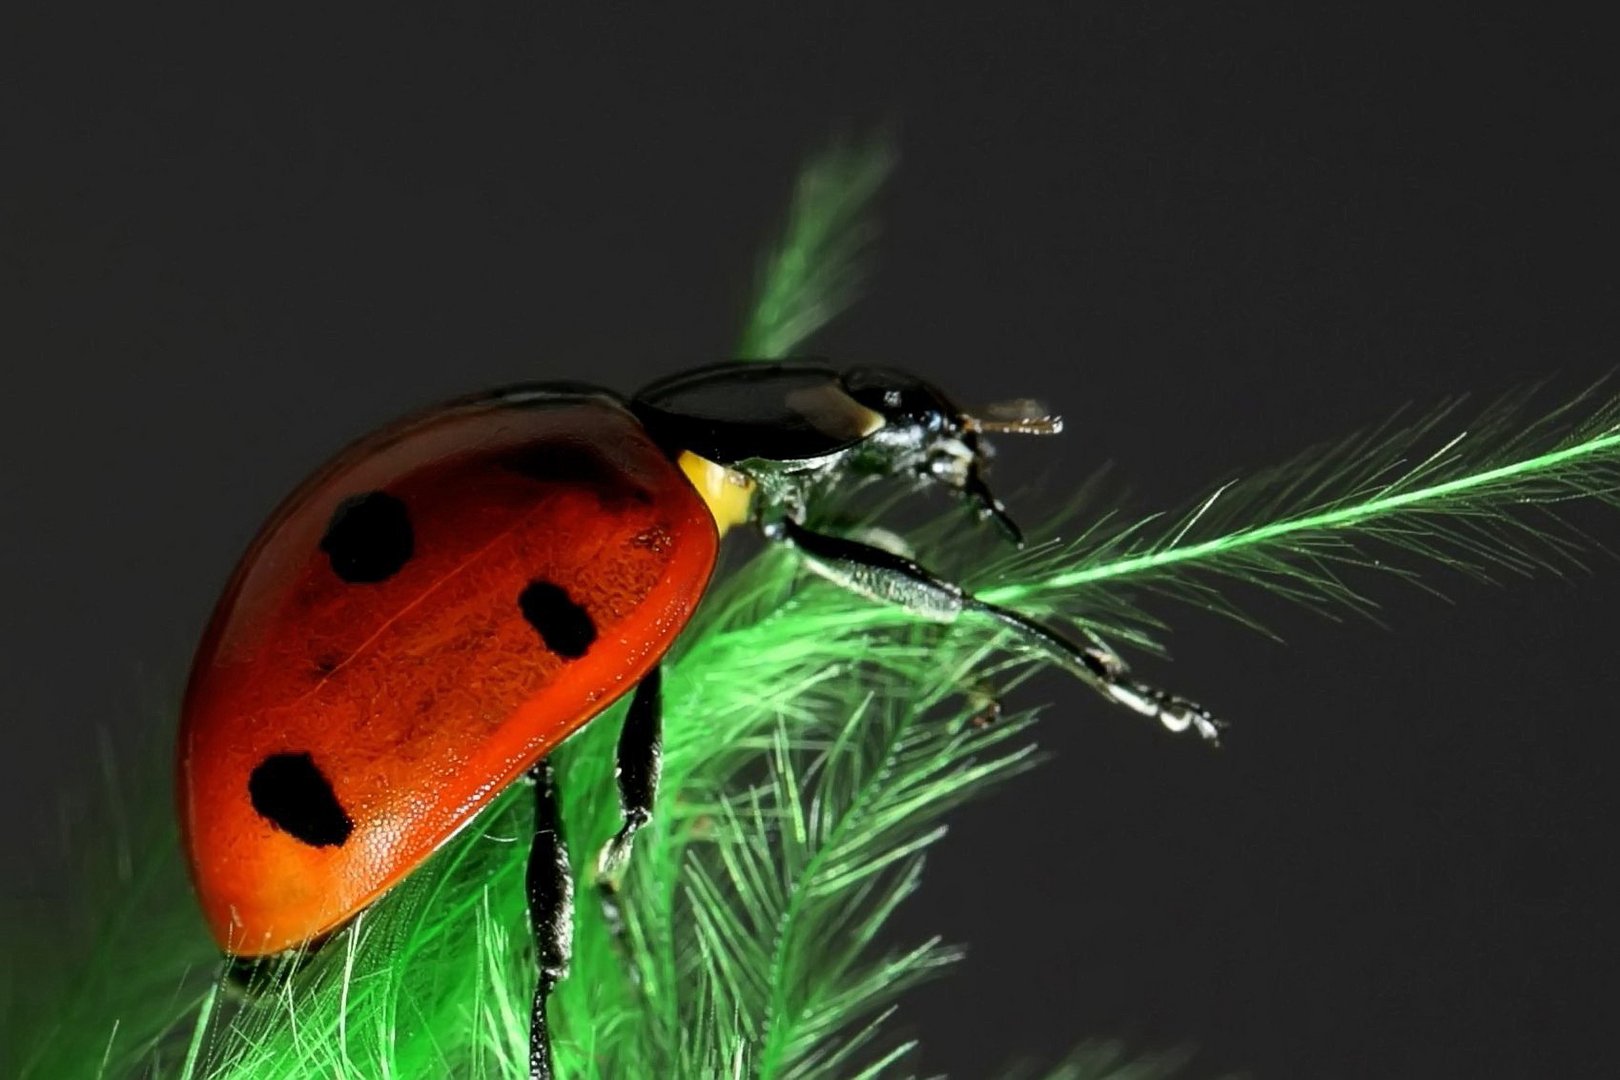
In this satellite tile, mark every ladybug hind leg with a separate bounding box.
[525,757,573,1080]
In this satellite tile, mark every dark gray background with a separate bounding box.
[4,5,1618,1078]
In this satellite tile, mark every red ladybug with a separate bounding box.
[180,362,1221,1078]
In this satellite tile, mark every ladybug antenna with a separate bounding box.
[961,399,1063,436]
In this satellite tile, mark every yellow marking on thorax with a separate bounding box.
[678,451,756,537]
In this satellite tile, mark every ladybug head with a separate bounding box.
[840,366,1063,547]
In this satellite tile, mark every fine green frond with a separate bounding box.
[737,135,895,360]
[678,696,1040,1080]
[1017,1041,1202,1080]
[0,732,218,1080]
[974,383,1620,640]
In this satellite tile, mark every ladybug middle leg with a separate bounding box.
[597,666,662,887]
[767,518,1226,743]
[525,757,573,1080]
[595,667,663,943]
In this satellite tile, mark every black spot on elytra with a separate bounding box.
[502,443,652,505]
[518,580,597,659]
[248,752,354,847]
[320,491,413,584]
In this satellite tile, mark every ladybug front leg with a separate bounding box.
[525,757,573,1080]
[766,517,1226,743]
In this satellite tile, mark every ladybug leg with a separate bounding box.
[525,757,573,1080]
[768,518,1225,743]
[596,666,663,898]
[1059,628,1226,742]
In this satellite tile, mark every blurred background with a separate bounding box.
[4,5,1619,1077]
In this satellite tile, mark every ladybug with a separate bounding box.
[179,361,1221,1078]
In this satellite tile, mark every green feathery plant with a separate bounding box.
[5,136,1620,1079]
